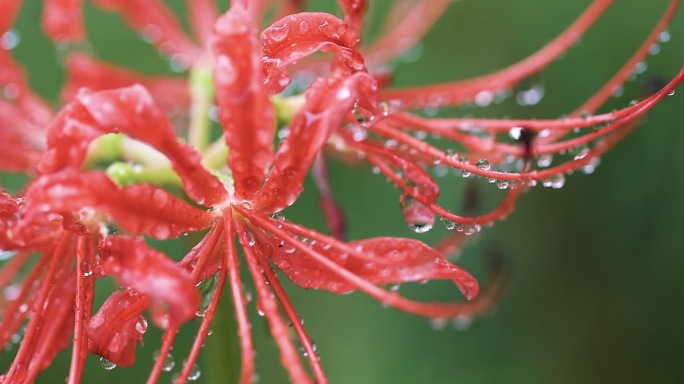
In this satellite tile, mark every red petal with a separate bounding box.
[211,6,275,198]
[0,0,21,32]
[261,12,366,93]
[0,50,53,126]
[255,73,377,213]
[41,85,227,205]
[62,55,190,113]
[42,0,85,41]
[87,290,148,367]
[25,170,214,239]
[98,236,200,329]
[0,101,45,172]
[257,230,478,299]
[91,0,201,60]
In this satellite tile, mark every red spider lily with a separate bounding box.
[0,2,504,383]
[0,0,682,383]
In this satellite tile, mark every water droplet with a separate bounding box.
[496,180,509,190]
[581,157,601,174]
[475,159,491,171]
[277,260,291,269]
[188,363,201,381]
[649,44,660,55]
[452,315,474,331]
[0,251,15,261]
[474,90,494,107]
[542,174,566,189]
[135,317,148,334]
[442,218,456,231]
[1,30,20,50]
[153,350,175,372]
[3,83,19,100]
[536,154,553,168]
[430,318,448,331]
[611,85,624,98]
[269,24,289,42]
[667,90,676,96]
[141,24,162,44]
[169,54,190,72]
[516,83,545,106]
[658,29,671,43]
[100,357,116,370]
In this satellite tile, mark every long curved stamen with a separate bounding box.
[239,229,313,384]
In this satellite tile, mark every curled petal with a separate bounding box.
[255,73,377,212]
[256,229,478,299]
[211,6,275,198]
[87,290,149,367]
[62,55,190,112]
[261,12,366,93]
[24,170,214,239]
[41,85,227,205]
[98,236,200,329]
[92,0,201,60]
[42,0,85,41]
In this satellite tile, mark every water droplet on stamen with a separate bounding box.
[475,159,491,171]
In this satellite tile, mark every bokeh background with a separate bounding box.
[2,0,684,383]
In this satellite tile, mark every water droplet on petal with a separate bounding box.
[100,357,117,370]
[269,24,289,42]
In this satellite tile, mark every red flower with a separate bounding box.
[0,0,682,383]
[0,2,501,383]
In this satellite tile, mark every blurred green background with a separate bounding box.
[3,0,684,383]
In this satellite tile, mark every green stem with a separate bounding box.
[203,283,241,384]
[106,162,182,187]
[189,66,215,153]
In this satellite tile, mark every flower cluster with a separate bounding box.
[0,0,682,383]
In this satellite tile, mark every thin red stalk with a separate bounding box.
[223,215,256,384]
[189,221,224,283]
[368,155,522,225]
[312,153,347,241]
[576,0,680,116]
[5,234,72,381]
[362,0,450,67]
[263,215,395,266]
[26,275,76,382]
[67,235,96,384]
[177,222,227,383]
[146,326,180,384]
[239,226,313,384]
[380,0,613,108]
[0,253,49,348]
[244,223,327,383]
[235,205,496,319]
[185,0,218,46]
